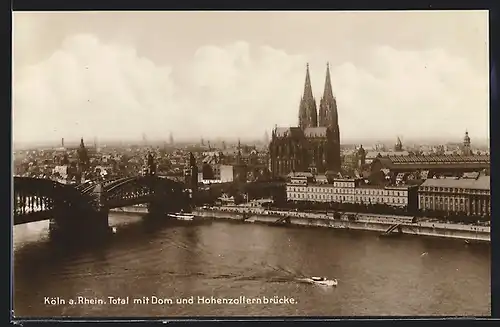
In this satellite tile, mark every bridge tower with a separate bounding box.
[90,182,111,233]
[146,152,157,176]
[144,152,169,216]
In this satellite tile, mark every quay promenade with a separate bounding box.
[194,205,490,242]
[109,204,490,242]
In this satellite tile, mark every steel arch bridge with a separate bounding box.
[13,176,189,226]
[13,177,97,225]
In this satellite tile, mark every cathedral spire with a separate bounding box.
[303,63,314,99]
[323,62,333,99]
[319,62,338,129]
[318,62,341,172]
[298,63,317,129]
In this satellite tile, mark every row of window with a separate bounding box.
[420,202,467,211]
[420,186,489,195]
[420,202,490,213]
[287,192,407,204]
[286,186,407,197]
[332,182,355,188]
[419,196,490,205]
[421,197,465,204]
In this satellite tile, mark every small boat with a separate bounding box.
[298,276,338,286]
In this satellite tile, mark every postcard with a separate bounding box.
[12,10,490,318]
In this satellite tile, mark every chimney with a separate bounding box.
[61,138,65,148]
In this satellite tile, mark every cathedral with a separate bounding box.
[269,63,341,177]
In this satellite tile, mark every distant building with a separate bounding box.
[219,165,235,183]
[52,164,78,183]
[394,137,403,152]
[53,165,69,178]
[371,153,490,177]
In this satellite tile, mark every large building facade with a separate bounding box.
[285,173,418,210]
[270,63,341,177]
[418,175,490,217]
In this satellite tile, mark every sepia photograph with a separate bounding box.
[12,10,490,318]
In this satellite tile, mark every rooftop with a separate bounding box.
[420,176,490,190]
[274,127,305,139]
[366,151,410,158]
[387,154,490,164]
[287,181,415,190]
[288,171,314,178]
[374,154,490,170]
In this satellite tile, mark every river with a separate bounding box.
[13,213,491,317]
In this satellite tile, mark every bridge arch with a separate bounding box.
[104,176,188,211]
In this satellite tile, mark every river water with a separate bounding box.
[13,213,491,318]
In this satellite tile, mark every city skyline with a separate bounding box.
[13,11,489,144]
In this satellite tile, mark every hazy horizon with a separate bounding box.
[12,135,490,152]
[13,11,490,144]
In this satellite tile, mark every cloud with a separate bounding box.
[13,34,489,145]
[331,46,489,142]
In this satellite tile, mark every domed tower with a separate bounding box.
[394,137,403,152]
[462,130,472,156]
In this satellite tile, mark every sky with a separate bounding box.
[12,11,490,145]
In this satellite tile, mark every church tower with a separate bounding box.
[318,63,338,130]
[318,63,341,172]
[77,138,90,172]
[298,63,318,129]
[77,137,90,183]
[462,130,472,156]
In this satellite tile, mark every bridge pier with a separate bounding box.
[49,210,111,241]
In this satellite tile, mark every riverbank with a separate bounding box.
[193,206,490,243]
[110,206,490,243]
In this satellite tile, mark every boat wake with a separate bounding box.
[156,236,337,286]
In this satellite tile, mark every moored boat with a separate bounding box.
[167,213,195,221]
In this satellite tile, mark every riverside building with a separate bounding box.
[418,174,490,218]
[285,173,419,211]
